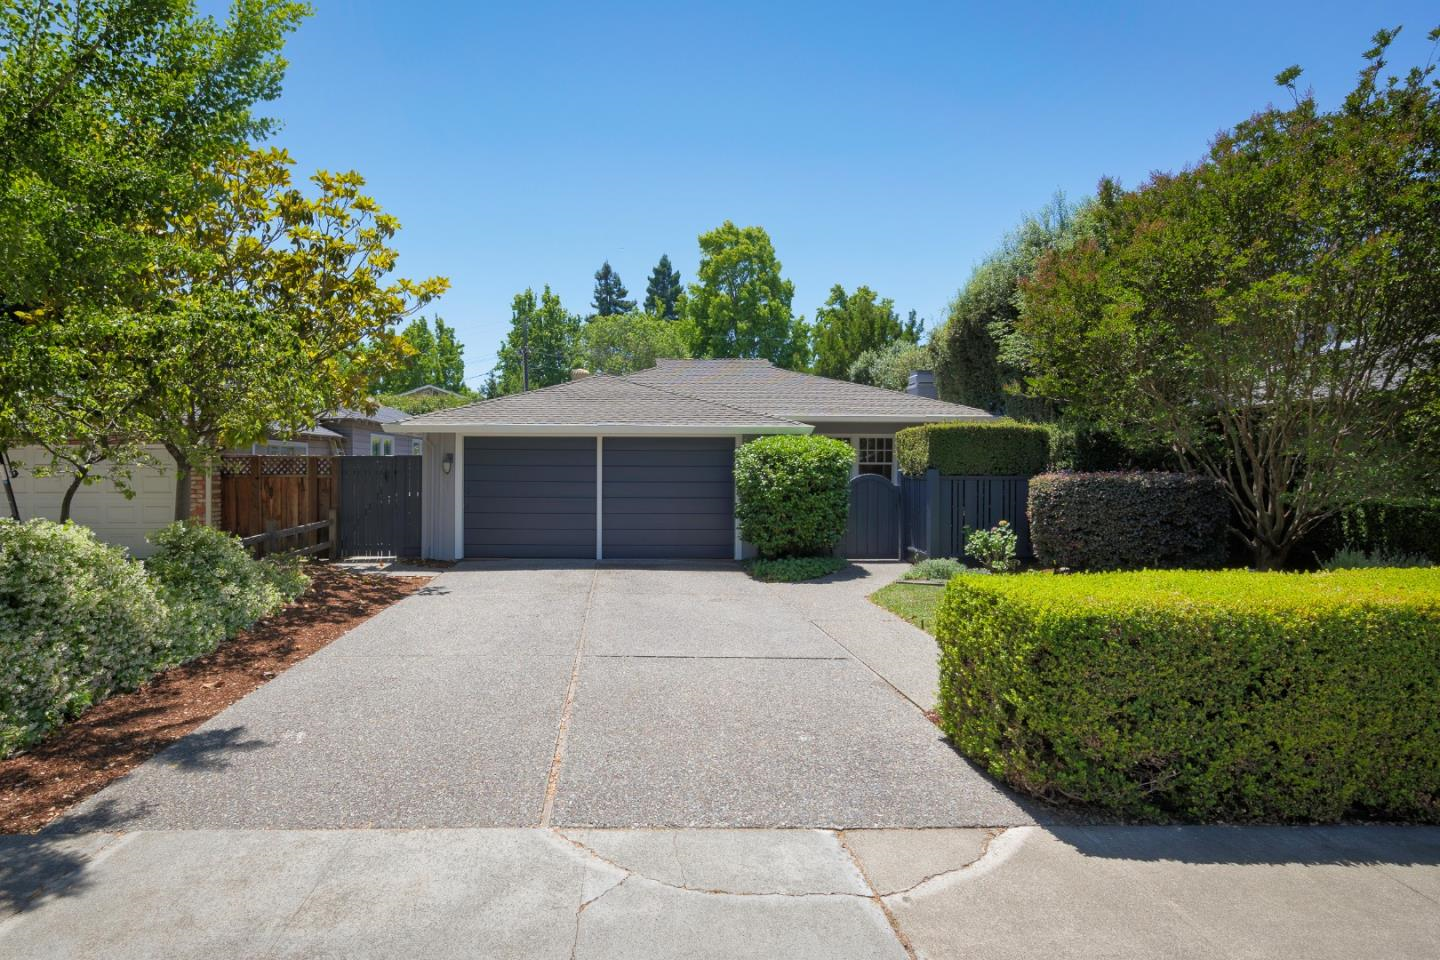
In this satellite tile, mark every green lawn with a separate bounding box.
[870,581,944,635]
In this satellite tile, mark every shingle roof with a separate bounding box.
[396,373,810,432]
[625,359,991,420]
[323,404,411,425]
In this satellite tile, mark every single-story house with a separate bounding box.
[389,359,991,561]
[241,406,422,457]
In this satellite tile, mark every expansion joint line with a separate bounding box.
[539,566,600,827]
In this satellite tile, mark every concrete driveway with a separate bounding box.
[53,560,1033,831]
[6,561,1437,959]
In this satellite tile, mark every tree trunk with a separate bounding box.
[59,470,87,522]
[0,447,20,521]
[167,444,193,522]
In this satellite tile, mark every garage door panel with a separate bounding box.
[602,438,734,560]
[464,437,595,559]
[604,480,734,499]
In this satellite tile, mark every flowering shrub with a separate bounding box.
[0,520,166,757]
[146,522,309,663]
[1,519,309,758]
[965,521,1019,573]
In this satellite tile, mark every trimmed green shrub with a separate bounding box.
[1,519,310,759]
[0,520,167,757]
[935,568,1440,821]
[902,557,969,581]
[1028,471,1228,571]
[896,420,1049,477]
[146,522,309,664]
[735,435,854,559]
[1296,498,1440,567]
[744,555,848,582]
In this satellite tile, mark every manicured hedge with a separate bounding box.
[934,568,1440,821]
[1295,498,1440,567]
[1028,471,1228,570]
[896,420,1049,477]
[734,435,854,558]
[0,519,308,758]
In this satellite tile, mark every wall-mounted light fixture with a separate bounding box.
[442,452,454,476]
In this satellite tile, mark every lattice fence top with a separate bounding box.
[220,455,335,478]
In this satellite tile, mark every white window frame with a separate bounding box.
[370,433,395,456]
[851,434,898,483]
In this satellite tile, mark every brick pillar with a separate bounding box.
[188,470,222,527]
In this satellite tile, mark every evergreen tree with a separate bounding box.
[644,253,683,319]
[591,261,635,317]
[811,284,910,379]
[497,286,581,392]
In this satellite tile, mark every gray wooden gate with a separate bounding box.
[338,456,422,558]
[838,474,902,559]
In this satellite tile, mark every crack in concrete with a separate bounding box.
[867,827,1006,899]
[882,827,1032,902]
[540,568,600,828]
[569,874,628,960]
[552,829,872,901]
[836,830,919,960]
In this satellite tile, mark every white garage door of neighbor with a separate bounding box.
[9,445,179,557]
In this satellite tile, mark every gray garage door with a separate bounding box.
[464,437,596,558]
[602,437,734,560]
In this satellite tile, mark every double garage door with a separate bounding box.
[463,437,734,559]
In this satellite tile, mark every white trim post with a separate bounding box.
[595,435,604,561]
[453,432,464,560]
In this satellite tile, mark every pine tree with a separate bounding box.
[591,261,635,317]
[644,253,682,319]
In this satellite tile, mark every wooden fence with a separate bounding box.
[239,512,339,559]
[902,470,1034,560]
[220,455,337,539]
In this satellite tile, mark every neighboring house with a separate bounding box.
[240,407,421,457]
[389,358,991,561]
[393,384,464,400]
[246,425,344,457]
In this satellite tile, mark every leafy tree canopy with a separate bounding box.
[580,311,692,375]
[591,261,635,317]
[811,285,919,379]
[1019,27,1440,568]
[374,315,467,393]
[686,221,809,370]
[934,194,1094,410]
[496,286,582,393]
[848,338,937,393]
[644,253,683,319]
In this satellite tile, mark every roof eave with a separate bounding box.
[384,422,813,436]
[794,412,995,423]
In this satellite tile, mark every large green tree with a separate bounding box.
[0,0,308,517]
[934,195,1091,410]
[686,221,809,369]
[579,311,692,375]
[1020,28,1440,568]
[375,316,466,393]
[848,338,937,392]
[811,285,918,379]
[644,253,683,319]
[496,286,582,393]
[141,147,447,519]
[591,261,635,317]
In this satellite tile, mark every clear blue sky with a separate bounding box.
[234,1,1439,385]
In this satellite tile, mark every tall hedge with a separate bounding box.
[734,435,853,558]
[1028,471,1228,570]
[935,568,1440,821]
[1294,498,1440,566]
[896,420,1049,476]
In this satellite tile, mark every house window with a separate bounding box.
[370,434,394,456]
[253,440,306,456]
[856,436,894,480]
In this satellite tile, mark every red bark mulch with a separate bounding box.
[0,566,430,834]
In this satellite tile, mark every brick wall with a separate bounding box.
[187,470,223,527]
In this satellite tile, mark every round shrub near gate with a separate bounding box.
[1028,471,1229,571]
[734,435,854,559]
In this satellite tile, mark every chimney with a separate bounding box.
[570,368,591,381]
[906,370,937,399]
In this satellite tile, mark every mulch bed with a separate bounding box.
[0,566,429,834]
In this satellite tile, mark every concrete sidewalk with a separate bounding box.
[3,824,1436,959]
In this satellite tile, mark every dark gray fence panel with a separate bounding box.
[902,471,1032,560]
[338,455,422,558]
[839,474,902,559]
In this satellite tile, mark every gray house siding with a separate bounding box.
[463,437,597,559]
[421,433,456,560]
[602,438,734,560]
[327,419,420,456]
